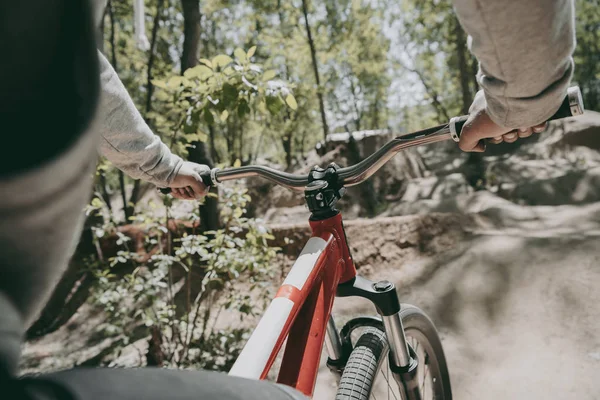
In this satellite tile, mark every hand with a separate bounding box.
[168,161,210,200]
[459,91,548,153]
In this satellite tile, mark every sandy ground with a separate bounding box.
[21,200,600,399]
[313,199,600,399]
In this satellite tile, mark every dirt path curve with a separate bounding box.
[314,202,600,399]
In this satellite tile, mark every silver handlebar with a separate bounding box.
[210,124,453,191]
[158,86,583,195]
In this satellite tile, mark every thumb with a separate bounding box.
[458,110,506,153]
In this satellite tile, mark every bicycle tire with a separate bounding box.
[335,304,452,400]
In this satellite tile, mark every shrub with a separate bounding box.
[89,186,278,370]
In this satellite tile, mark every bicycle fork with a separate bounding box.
[329,275,422,400]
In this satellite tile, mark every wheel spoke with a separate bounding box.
[377,362,399,400]
[387,363,390,400]
[420,360,430,396]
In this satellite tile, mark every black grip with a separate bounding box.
[157,169,213,194]
[450,86,585,141]
[199,170,213,186]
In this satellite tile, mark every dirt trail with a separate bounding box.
[314,198,600,399]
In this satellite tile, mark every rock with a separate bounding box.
[556,110,600,150]
[401,173,473,203]
[248,130,428,222]
[505,166,600,206]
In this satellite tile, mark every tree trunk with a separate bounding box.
[26,229,97,338]
[126,0,166,217]
[454,17,485,189]
[301,0,329,141]
[208,124,219,163]
[118,170,131,221]
[470,56,479,95]
[454,16,473,115]
[181,0,220,231]
[282,135,292,170]
[181,0,201,75]
[347,136,378,217]
[98,171,113,214]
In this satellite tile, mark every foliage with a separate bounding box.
[150,47,297,165]
[395,0,477,125]
[88,186,278,370]
[573,0,600,111]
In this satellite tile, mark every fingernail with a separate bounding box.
[533,126,545,133]
[504,132,517,140]
[518,128,528,133]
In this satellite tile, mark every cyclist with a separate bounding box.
[0,0,575,399]
[453,0,576,152]
[0,1,306,399]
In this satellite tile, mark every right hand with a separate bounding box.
[459,91,548,153]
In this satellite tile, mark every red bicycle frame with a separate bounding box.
[228,212,355,397]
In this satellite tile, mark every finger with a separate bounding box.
[458,112,504,152]
[171,188,187,200]
[187,173,208,199]
[178,187,194,200]
[502,131,518,143]
[532,122,548,133]
[489,136,503,145]
[183,186,195,199]
[518,128,533,138]
[471,140,486,153]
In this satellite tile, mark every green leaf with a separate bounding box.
[184,65,212,79]
[199,58,212,68]
[151,79,167,89]
[212,54,233,68]
[220,110,229,122]
[233,159,242,168]
[242,75,257,90]
[285,94,298,110]
[262,70,277,81]
[234,47,247,63]
[265,96,282,115]
[196,129,209,142]
[204,108,215,125]
[247,46,257,58]
[237,101,250,118]
[167,76,183,88]
[222,84,239,107]
[183,121,196,134]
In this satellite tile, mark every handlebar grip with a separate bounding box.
[157,169,214,194]
[449,86,585,142]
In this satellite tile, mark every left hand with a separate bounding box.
[168,161,210,200]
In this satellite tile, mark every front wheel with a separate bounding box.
[335,304,452,400]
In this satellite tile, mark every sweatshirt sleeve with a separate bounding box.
[452,0,576,129]
[96,51,183,187]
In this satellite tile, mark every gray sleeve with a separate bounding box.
[452,0,576,129]
[96,52,183,187]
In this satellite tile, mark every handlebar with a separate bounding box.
[160,86,585,193]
